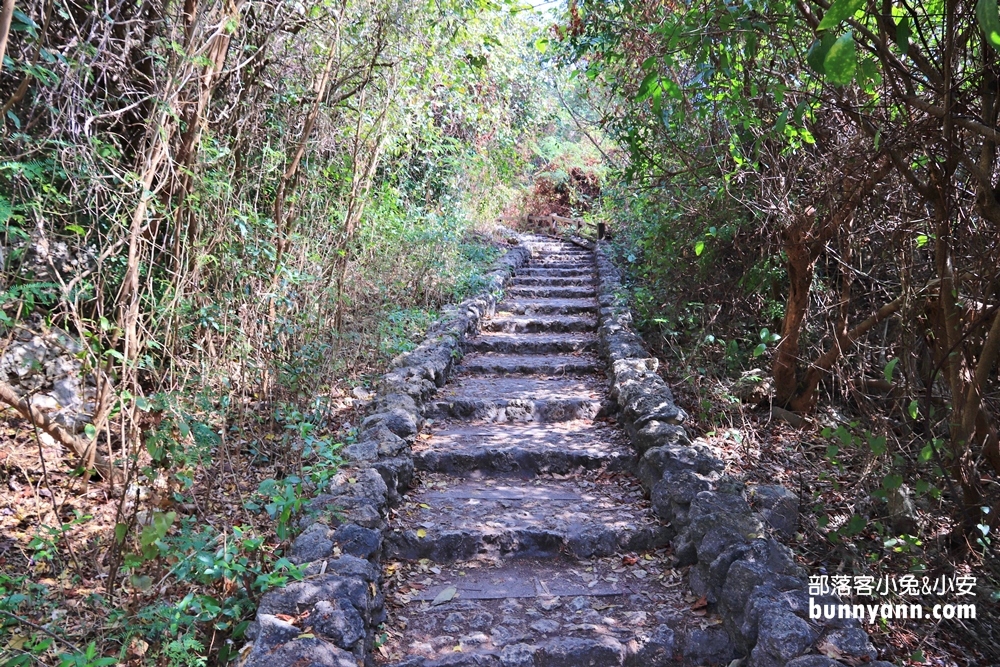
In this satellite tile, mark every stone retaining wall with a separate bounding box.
[242,240,531,667]
[588,237,893,667]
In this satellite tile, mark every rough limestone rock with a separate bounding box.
[749,485,800,538]
[627,624,675,666]
[242,632,356,667]
[633,419,689,453]
[637,442,724,490]
[499,643,536,667]
[650,469,715,525]
[289,522,335,564]
[360,408,418,442]
[818,627,878,663]
[752,612,818,665]
[784,657,850,667]
[673,491,763,566]
[538,636,624,666]
[681,626,735,665]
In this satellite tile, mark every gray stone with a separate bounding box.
[756,612,817,662]
[374,455,416,497]
[618,382,687,430]
[289,522,334,564]
[650,469,715,526]
[785,657,849,667]
[374,392,420,417]
[470,611,494,632]
[627,624,675,666]
[342,440,378,463]
[637,444,724,490]
[426,652,500,667]
[750,485,800,538]
[360,425,409,457]
[820,628,877,662]
[734,584,812,651]
[332,523,381,559]
[328,468,388,509]
[443,612,465,634]
[537,636,624,667]
[311,598,365,649]
[256,574,369,621]
[242,635,357,667]
[568,596,589,612]
[252,613,299,650]
[567,523,618,558]
[361,408,418,441]
[500,643,537,667]
[491,626,514,647]
[389,658,428,667]
[681,626,735,664]
[634,419,689,453]
[529,619,560,634]
[460,632,490,648]
[673,511,762,567]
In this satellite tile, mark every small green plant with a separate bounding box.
[751,327,780,358]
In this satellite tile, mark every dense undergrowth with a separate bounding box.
[0,0,564,664]
[542,0,1000,663]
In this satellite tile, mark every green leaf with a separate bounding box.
[907,400,919,419]
[883,473,903,490]
[533,37,548,54]
[635,71,658,101]
[919,443,934,462]
[977,0,1000,52]
[883,358,898,382]
[824,33,858,86]
[845,513,867,535]
[806,32,836,74]
[868,434,887,456]
[752,343,767,357]
[896,15,911,54]
[818,0,866,31]
[774,109,789,135]
[694,240,705,256]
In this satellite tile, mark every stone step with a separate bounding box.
[506,286,597,299]
[483,315,597,333]
[518,267,594,277]
[385,472,670,562]
[378,557,690,667]
[504,285,598,300]
[459,353,601,376]
[413,421,632,474]
[530,261,593,269]
[513,276,596,287]
[497,298,598,316]
[532,254,592,262]
[465,332,598,355]
[424,376,603,423]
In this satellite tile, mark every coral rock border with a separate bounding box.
[242,241,531,667]
[586,236,892,667]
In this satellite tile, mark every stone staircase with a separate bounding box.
[377,238,709,667]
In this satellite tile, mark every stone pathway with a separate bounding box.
[377,238,713,667]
